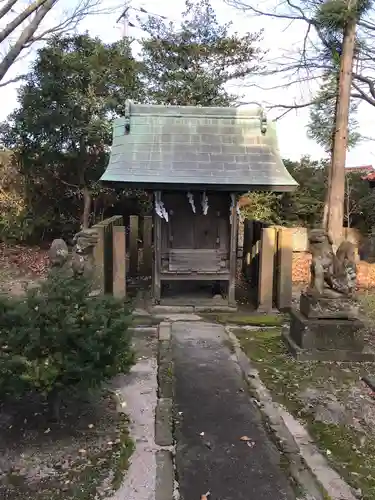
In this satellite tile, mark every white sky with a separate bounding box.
[1,0,374,166]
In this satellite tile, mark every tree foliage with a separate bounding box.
[275,157,375,233]
[0,270,134,411]
[0,34,144,239]
[307,72,361,152]
[139,0,264,106]
[240,192,281,224]
[280,157,328,226]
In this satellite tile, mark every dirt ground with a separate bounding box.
[0,391,133,500]
[0,243,48,295]
[0,243,133,499]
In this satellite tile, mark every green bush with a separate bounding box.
[0,271,134,403]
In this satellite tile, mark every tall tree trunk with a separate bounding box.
[82,187,91,229]
[323,8,357,246]
[322,71,340,228]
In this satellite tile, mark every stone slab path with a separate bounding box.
[111,327,159,500]
[172,321,297,500]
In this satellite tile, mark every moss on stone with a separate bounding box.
[203,313,285,327]
[236,327,375,500]
[132,315,161,327]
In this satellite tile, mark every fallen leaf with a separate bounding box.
[240,436,251,441]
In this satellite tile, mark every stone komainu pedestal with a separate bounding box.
[283,291,375,361]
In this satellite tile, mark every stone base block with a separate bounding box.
[300,291,359,320]
[289,308,364,351]
[282,327,375,362]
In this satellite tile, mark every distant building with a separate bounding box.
[346,165,374,175]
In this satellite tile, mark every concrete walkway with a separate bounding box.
[172,321,297,500]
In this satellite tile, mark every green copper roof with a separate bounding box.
[100,101,298,192]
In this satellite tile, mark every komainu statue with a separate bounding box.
[48,228,99,279]
[71,228,98,278]
[49,239,69,268]
[308,229,357,297]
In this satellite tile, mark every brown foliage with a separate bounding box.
[292,252,375,289]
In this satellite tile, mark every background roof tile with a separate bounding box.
[101,101,298,191]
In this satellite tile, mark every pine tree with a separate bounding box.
[313,0,370,243]
[139,0,264,106]
[307,72,361,153]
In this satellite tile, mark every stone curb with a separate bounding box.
[128,326,158,335]
[158,325,173,399]
[155,321,177,500]
[155,398,173,446]
[156,450,174,500]
[225,327,359,500]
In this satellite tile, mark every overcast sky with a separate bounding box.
[1,0,374,166]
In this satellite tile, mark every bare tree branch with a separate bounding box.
[0,0,57,82]
[24,0,117,48]
[0,0,49,45]
[0,0,18,21]
[351,81,375,106]
[352,72,375,99]
[226,0,375,111]
[0,73,26,87]
[0,0,114,86]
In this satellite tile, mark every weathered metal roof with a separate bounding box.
[100,101,298,192]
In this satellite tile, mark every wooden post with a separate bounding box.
[142,215,153,276]
[275,228,293,311]
[129,215,139,277]
[257,227,276,312]
[252,221,261,286]
[113,226,126,299]
[242,219,252,278]
[103,224,113,294]
[153,192,162,303]
[228,195,238,307]
[93,224,105,293]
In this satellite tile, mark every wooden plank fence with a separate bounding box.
[92,215,153,298]
[92,215,124,294]
[242,220,293,312]
[91,215,293,311]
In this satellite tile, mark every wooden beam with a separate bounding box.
[93,224,105,293]
[129,215,139,277]
[257,227,276,312]
[113,225,126,299]
[142,215,153,276]
[228,195,238,307]
[153,191,162,303]
[275,228,293,311]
